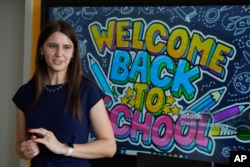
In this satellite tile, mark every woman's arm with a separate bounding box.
[70,99,117,159]
[16,108,40,160]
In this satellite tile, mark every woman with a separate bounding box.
[12,20,116,166]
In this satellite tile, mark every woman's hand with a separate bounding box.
[28,128,67,155]
[20,138,40,159]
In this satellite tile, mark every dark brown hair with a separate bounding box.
[31,19,82,119]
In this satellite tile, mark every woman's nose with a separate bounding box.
[55,47,63,57]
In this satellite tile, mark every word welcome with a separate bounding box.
[89,18,236,80]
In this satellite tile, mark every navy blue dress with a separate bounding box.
[12,78,105,167]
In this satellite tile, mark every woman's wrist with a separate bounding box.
[63,143,74,156]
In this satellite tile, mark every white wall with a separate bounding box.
[0,0,29,166]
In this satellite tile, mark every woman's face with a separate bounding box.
[41,31,74,74]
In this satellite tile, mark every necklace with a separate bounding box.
[43,84,64,93]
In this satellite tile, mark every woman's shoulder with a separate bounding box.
[12,80,35,108]
[80,76,105,108]
[16,80,35,92]
[80,76,105,96]
[81,76,99,89]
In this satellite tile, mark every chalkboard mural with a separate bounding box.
[42,1,250,164]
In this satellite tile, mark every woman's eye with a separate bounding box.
[64,45,71,49]
[49,45,56,48]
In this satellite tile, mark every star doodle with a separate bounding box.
[128,98,135,108]
[171,105,180,115]
[166,95,175,105]
[126,87,135,98]
[163,105,172,115]
[120,95,129,105]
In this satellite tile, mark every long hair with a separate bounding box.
[31,20,82,119]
